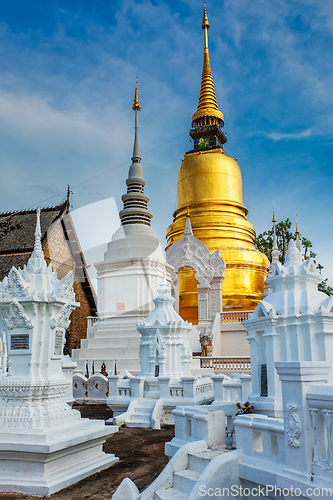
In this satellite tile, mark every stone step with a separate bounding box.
[154,487,187,500]
[173,469,201,495]
[188,448,225,473]
[134,401,156,408]
[125,421,151,428]
[132,412,152,419]
[129,413,151,421]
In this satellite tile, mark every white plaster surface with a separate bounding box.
[0,209,119,496]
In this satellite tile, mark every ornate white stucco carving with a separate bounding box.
[137,272,192,378]
[286,404,301,447]
[0,207,79,428]
[166,218,225,328]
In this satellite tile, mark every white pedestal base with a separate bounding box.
[0,419,119,496]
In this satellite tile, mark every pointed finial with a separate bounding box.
[272,202,276,223]
[131,79,141,161]
[33,207,44,258]
[163,265,166,282]
[270,203,279,265]
[295,214,302,253]
[202,2,209,29]
[184,218,193,236]
[132,77,141,111]
[192,3,224,125]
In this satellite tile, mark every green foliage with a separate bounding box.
[256,218,332,296]
[255,218,293,264]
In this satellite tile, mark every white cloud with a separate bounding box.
[266,129,312,141]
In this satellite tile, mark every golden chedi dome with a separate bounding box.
[166,4,269,324]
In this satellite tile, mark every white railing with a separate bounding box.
[117,379,131,397]
[169,386,184,397]
[87,316,98,329]
[235,414,285,464]
[307,385,333,480]
[200,356,251,372]
[221,311,251,323]
[195,378,213,395]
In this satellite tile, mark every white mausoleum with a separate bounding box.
[245,239,333,417]
[0,208,118,497]
[107,272,214,428]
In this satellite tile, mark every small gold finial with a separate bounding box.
[132,77,141,111]
[272,202,276,223]
[202,2,209,29]
[295,214,299,234]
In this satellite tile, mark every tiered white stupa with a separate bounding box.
[107,271,214,428]
[72,85,173,375]
[0,208,118,496]
[245,238,333,417]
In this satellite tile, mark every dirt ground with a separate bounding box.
[0,404,175,500]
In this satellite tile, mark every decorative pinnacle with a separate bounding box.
[202,3,209,29]
[184,217,193,236]
[271,203,279,264]
[132,77,141,111]
[192,4,224,124]
[33,207,44,258]
[132,79,141,160]
[272,202,276,223]
[295,214,299,234]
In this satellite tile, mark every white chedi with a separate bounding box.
[137,271,192,379]
[0,208,118,496]
[0,207,79,428]
[245,239,333,416]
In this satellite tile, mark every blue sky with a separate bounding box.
[0,0,332,284]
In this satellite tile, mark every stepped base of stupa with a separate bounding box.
[0,418,119,496]
[72,314,144,375]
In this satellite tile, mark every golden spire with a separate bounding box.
[132,77,141,111]
[192,3,224,124]
[272,201,276,223]
[295,214,299,234]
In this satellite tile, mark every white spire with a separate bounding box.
[184,217,193,236]
[295,214,302,253]
[26,206,47,274]
[32,207,44,259]
[271,203,279,265]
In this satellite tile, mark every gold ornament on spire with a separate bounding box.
[132,77,141,111]
[295,214,299,234]
[192,4,224,125]
[272,202,276,223]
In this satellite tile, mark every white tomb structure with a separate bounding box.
[107,272,214,428]
[0,208,118,497]
[72,86,173,375]
[112,239,333,500]
[245,239,333,417]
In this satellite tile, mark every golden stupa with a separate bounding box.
[166,5,269,324]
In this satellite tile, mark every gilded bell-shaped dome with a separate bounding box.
[166,5,269,323]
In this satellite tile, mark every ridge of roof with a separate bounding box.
[0,199,69,217]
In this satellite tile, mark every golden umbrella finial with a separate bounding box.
[132,77,141,111]
[192,3,224,125]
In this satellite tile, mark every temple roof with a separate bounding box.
[0,199,97,314]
